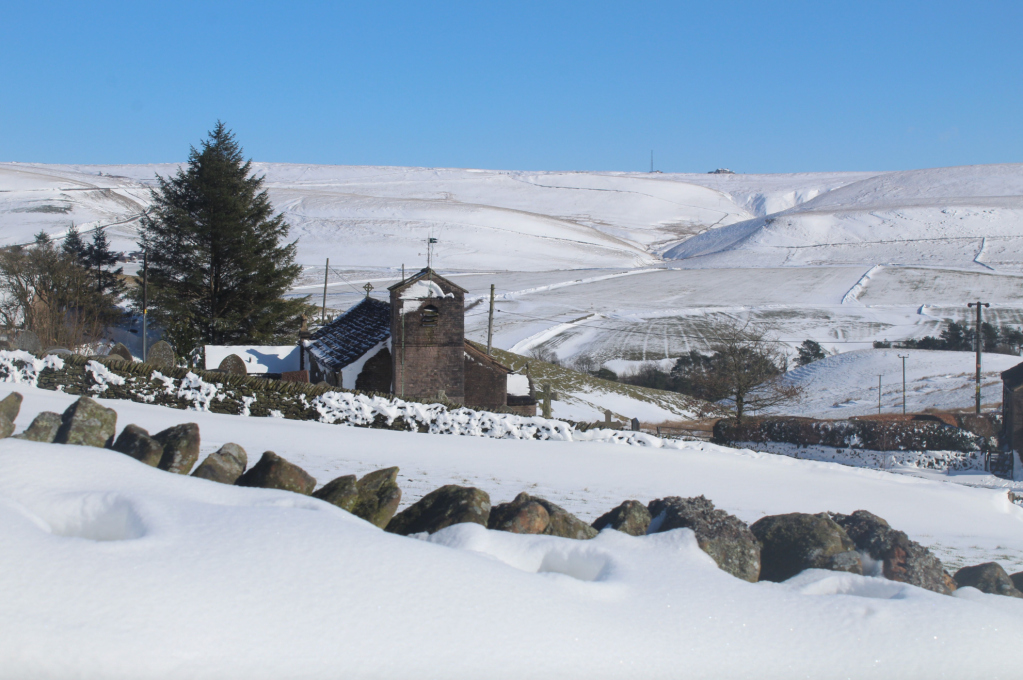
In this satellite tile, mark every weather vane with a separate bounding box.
[427,236,438,269]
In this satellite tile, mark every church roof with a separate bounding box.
[464,341,512,374]
[387,267,468,295]
[308,297,391,372]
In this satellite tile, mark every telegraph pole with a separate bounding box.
[967,301,991,414]
[321,258,329,324]
[486,284,495,356]
[898,354,908,414]
[877,374,882,414]
[142,250,148,363]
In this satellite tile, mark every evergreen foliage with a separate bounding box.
[62,222,88,265]
[138,122,310,359]
[878,320,1023,355]
[795,339,827,367]
[84,228,124,299]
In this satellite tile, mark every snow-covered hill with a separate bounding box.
[0,162,876,269]
[776,348,1023,418]
[665,164,1023,270]
[5,161,1023,379]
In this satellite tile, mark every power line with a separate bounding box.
[4,211,147,249]
[327,266,376,297]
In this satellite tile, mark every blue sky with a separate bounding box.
[2,1,1020,173]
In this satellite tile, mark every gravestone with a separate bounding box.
[218,353,247,375]
[108,342,134,362]
[146,341,176,368]
[14,330,40,353]
[631,417,640,432]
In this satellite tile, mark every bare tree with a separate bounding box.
[528,345,561,366]
[0,233,115,351]
[674,318,801,424]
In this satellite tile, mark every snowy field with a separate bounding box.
[2,384,1023,678]
[4,161,1023,417]
[777,348,1023,418]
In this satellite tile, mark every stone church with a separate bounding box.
[303,268,535,415]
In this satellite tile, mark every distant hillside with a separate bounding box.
[472,341,723,423]
[664,164,1023,270]
[771,348,1023,419]
[0,162,875,270]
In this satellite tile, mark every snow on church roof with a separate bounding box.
[387,267,468,295]
[308,297,391,372]
[400,279,452,300]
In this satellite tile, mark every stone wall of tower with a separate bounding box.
[390,275,466,402]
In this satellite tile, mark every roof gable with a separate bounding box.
[388,268,468,295]
[308,297,391,371]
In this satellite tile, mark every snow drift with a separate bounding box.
[2,440,1022,679]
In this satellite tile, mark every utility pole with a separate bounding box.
[142,250,148,363]
[877,374,882,414]
[321,258,329,324]
[967,301,991,414]
[898,354,908,414]
[486,284,495,356]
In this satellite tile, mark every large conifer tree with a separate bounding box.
[85,228,125,299]
[139,122,308,355]
[62,222,87,265]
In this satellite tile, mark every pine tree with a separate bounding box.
[62,222,88,265]
[795,339,826,366]
[84,228,124,299]
[139,121,309,355]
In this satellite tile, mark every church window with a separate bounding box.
[421,305,439,326]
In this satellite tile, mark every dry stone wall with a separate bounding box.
[0,351,624,443]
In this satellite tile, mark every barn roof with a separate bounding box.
[1002,360,1023,388]
[464,341,512,374]
[308,297,391,372]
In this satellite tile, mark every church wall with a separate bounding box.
[390,276,466,401]
[464,351,508,409]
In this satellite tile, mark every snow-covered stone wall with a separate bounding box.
[0,351,674,448]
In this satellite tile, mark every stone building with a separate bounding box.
[389,270,468,401]
[997,362,1023,479]
[306,268,535,414]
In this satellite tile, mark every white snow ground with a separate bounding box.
[778,348,1023,418]
[2,384,1023,678]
